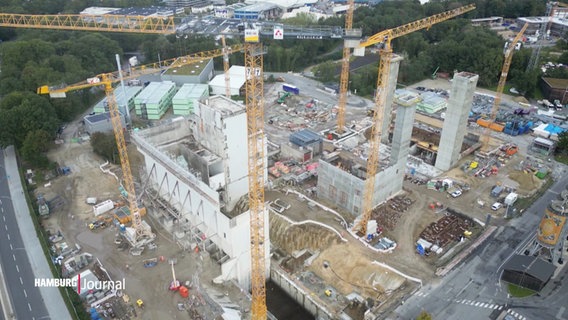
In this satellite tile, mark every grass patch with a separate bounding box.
[555,153,568,166]
[508,283,536,298]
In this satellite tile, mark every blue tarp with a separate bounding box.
[544,124,565,134]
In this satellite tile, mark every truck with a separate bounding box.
[282,83,300,95]
[504,192,518,206]
[491,185,503,197]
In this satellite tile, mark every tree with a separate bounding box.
[0,92,59,148]
[416,310,433,320]
[90,132,118,164]
[21,130,52,167]
[556,131,568,155]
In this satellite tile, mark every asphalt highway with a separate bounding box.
[0,153,50,319]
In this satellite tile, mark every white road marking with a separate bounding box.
[475,302,481,307]
[15,265,19,272]
[489,304,495,309]
[4,224,7,230]
[12,254,16,261]
[499,306,503,310]
[558,306,566,319]
[23,289,27,298]
[19,277,23,285]
[6,233,9,240]
[1,207,3,212]
[9,243,12,250]
[28,303,31,311]
[494,305,500,309]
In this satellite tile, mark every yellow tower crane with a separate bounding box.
[353,4,476,235]
[0,12,174,33]
[36,46,242,246]
[336,0,356,133]
[243,34,268,319]
[480,23,528,152]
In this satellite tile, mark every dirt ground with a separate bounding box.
[37,121,246,319]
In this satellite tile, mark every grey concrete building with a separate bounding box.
[316,53,416,215]
[435,72,479,171]
[84,112,126,135]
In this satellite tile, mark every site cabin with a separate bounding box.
[282,83,300,95]
[504,192,518,206]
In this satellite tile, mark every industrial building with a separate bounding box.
[540,77,568,105]
[131,95,269,289]
[80,6,184,17]
[501,255,556,292]
[209,66,247,96]
[134,81,178,120]
[84,112,126,135]
[92,85,144,115]
[172,83,209,115]
[233,2,281,20]
[516,16,568,37]
[161,59,215,86]
[281,129,323,162]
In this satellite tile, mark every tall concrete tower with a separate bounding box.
[435,72,479,171]
[380,54,404,144]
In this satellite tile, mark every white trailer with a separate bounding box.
[93,199,114,216]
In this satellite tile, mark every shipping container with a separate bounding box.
[282,83,300,95]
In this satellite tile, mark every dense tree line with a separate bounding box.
[0,0,556,168]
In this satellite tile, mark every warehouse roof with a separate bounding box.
[542,77,568,90]
[290,129,322,146]
[503,255,556,282]
[209,65,246,91]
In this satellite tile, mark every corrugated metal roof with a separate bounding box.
[290,129,321,146]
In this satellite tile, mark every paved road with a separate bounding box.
[1,147,72,320]
[0,154,49,319]
[390,169,568,320]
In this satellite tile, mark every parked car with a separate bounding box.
[450,190,462,198]
[491,202,503,211]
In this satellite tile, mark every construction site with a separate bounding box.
[4,3,565,320]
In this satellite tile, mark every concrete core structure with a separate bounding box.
[317,53,415,215]
[381,54,404,144]
[131,95,269,289]
[435,72,479,171]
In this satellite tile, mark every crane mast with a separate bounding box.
[222,35,232,98]
[481,23,528,152]
[354,4,476,235]
[336,0,356,133]
[244,42,268,320]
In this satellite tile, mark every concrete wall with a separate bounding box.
[435,72,479,171]
[316,160,403,215]
[270,266,333,320]
[133,131,269,290]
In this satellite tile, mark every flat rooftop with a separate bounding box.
[206,95,245,115]
[164,59,210,76]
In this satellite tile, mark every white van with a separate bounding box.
[491,202,503,211]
